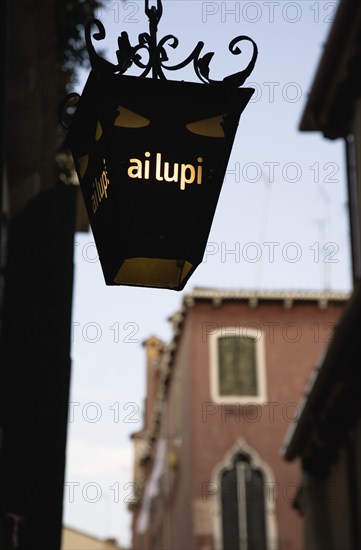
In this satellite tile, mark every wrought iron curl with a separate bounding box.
[84,0,258,86]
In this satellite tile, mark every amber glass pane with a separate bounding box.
[115,258,193,288]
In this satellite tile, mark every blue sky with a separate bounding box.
[63,1,350,547]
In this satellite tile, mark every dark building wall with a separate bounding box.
[283,285,361,550]
[302,445,354,550]
[284,2,361,547]
[5,0,59,215]
[0,186,76,550]
[0,1,77,548]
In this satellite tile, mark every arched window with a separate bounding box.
[221,452,267,550]
[213,441,278,550]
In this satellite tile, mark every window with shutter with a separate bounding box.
[218,336,258,396]
[209,328,267,404]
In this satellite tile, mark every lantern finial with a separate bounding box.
[83,0,257,85]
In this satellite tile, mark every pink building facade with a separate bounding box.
[130,289,347,550]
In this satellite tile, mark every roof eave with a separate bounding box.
[299,0,361,138]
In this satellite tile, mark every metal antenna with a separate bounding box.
[313,217,331,291]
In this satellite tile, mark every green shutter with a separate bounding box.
[218,336,258,396]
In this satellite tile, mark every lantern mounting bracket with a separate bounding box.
[84,0,258,86]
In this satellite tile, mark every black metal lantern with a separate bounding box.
[62,0,258,290]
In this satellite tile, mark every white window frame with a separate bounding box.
[209,327,267,404]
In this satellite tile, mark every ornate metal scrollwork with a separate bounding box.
[85,0,258,86]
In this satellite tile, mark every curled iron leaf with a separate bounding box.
[85,19,120,73]
[116,32,134,74]
[223,36,258,87]
[197,52,215,82]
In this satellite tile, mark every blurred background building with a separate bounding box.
[130,289,347,550]
[61,526,123,550]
